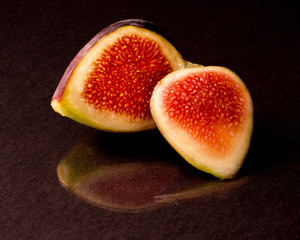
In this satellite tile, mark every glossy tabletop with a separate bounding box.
[1,0,299,239]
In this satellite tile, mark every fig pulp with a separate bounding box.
[51,19,185,132]
[150,66,253,179]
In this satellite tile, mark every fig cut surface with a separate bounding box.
[51,19,185,132]
[150,66,253,179]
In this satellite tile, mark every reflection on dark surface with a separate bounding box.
[57,131,249,212]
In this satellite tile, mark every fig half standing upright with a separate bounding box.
[150,66,253,179]
[51,19,185,132]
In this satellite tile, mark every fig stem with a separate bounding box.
[184,61,203,68]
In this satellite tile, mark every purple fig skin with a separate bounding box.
[52,19,171,103]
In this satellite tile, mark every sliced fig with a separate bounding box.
[150,66,253,179]
[51,19,185,132]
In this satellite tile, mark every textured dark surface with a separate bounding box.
[1,0,299,239]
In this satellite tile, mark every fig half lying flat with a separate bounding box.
[150,66,253,179]
[51,19,185,132]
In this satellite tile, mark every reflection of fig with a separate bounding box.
[57,133,182,212]
[68,163,181,212]
[57,134,250,212]
[154,176,250,203]
[150,66,253,179]
[51,19,185,132]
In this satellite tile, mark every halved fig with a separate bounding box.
[51,19,185,132]
[150,66,253,179]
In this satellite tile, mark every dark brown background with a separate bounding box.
[1,0,299,239]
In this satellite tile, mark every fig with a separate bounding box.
[51,19,185,132]
[150,66,253,179]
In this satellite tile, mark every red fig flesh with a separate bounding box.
[150,66,253,179]
[51,19,185,132]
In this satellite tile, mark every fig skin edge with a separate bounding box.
[51,19,185,132]
[150,66,254,179]
[51,19,173,105]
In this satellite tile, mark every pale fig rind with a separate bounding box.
[51,19,185,132]
[150,66,253,179]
